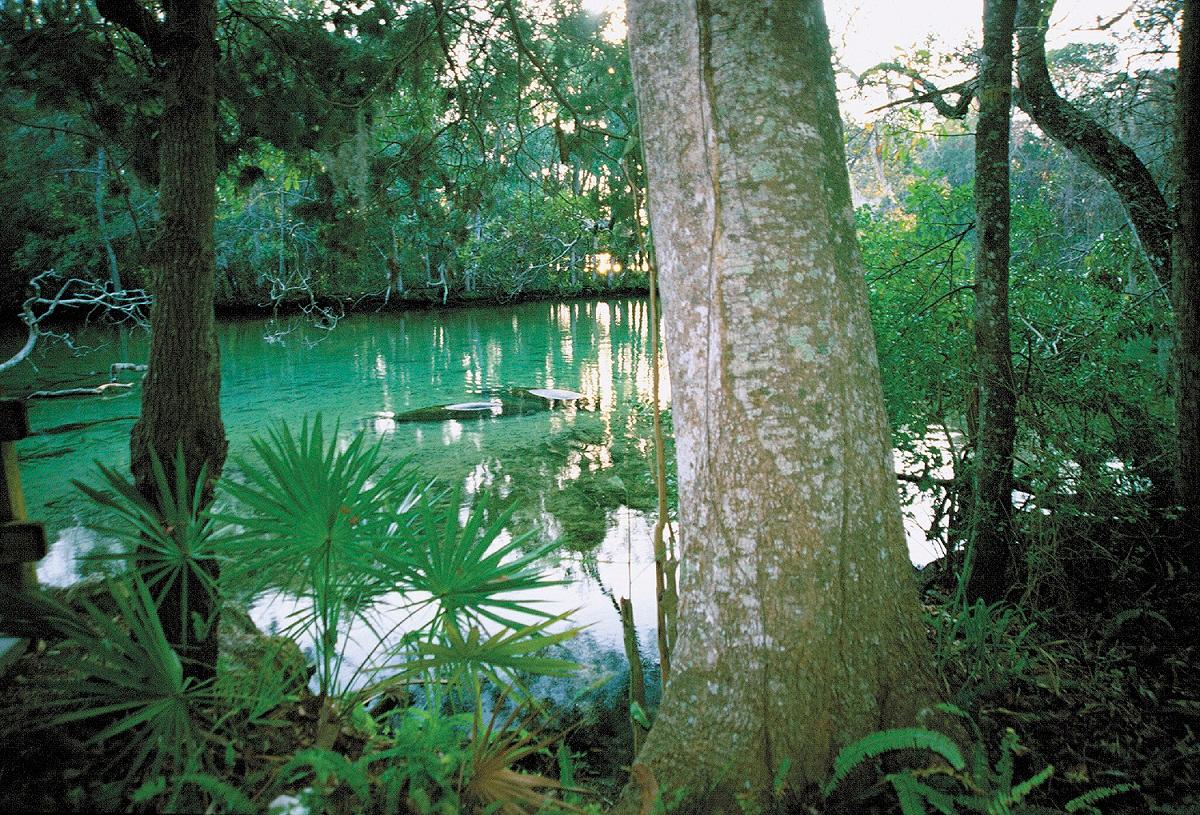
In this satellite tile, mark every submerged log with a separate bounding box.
[109,362,148,382]
[35,415,139,436]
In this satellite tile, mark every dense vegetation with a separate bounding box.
[0,0,1196,813]
[0,0,645,317]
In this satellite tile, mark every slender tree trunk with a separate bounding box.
[126,0,226,682]
[387,224,405,297]
[1015,0,1193,538]
[277,184,287,286]
[1175,0,1199,541]
[967,0,1018,602]
[94,147,121,290]
[621,1,937,808]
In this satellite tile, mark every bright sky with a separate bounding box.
[584,0,1174,118]
[825,0,1144,74]
[825,0,1164,118]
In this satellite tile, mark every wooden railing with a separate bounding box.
[0,398,47,673]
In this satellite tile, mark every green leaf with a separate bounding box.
[629,700,651,730]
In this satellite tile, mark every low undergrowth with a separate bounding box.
[1,419,1196,814]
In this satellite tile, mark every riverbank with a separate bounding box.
[210,281,651,319]
[0,283,652,339]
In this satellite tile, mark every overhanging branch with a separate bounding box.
[1015,0,1172,290]
[95,0,166,55]
[859,61,978,119]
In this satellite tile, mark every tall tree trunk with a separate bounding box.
[967,0,1018,602]
[622,1,937,808]
[1175,0,1199,541]
[94,147,121,290]
[1014,0,1172,290]
[120,0,226,682]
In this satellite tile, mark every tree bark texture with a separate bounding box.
[1175,0,1199,539]
[967,0,1018,603]
[1014,0,1172,290]
[624,0,936,808]
[124,0,227,681]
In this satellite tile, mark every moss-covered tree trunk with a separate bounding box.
[1175,0,1199,542]
[101,0,227,682]
[967,0,1018,602]
[622,1,937,808]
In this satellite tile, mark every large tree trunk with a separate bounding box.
[967,0,1018,602]
[1175,0,1199,541]
[125,0,226,682]
[622,0,936,808]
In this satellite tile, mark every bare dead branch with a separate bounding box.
[0,270,151,375]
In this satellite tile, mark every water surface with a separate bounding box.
[3,297,943,673]
[3,300,669,651]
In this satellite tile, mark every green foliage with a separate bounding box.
[0,577,216,783]
[0,0,644,316]
[217,416,580,704]
[929,594,1042,707]
[1063,784,1140,815]
[217,416,416,697]
[3,413,588,813]
[822,728,966,797]
[824,706,1136,815]
[396,488,565,630]
[73,448,220,648]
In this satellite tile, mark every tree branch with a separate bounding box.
[0,270,152,375]
[95,0,166,55]
[859,61,977,119]
[1015,0,1172,290]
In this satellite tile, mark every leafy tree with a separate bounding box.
[1013,0,1197,538]
[94,0,227,681]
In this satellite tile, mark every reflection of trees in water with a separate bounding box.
[477,410,668,566]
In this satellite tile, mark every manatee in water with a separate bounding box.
[444,401,502,412]
[375,400,503,424]
[370,387,584,426]
[526,388,584,401]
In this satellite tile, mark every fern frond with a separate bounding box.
[1008,764,1054,805]
[1065,783,1139,814]
[823,728,966,797]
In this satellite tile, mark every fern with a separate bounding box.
[992,764,1055,813]
[277,747,372,807]
[823,728,966,796]
[824,713,1076,815]
[1064,783,1139,814]
[171,773,256,814]
[1102,608,1172,639]
[887,773,958,815]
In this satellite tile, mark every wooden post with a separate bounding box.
[618,596,650,755]
[0,398,47,674]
